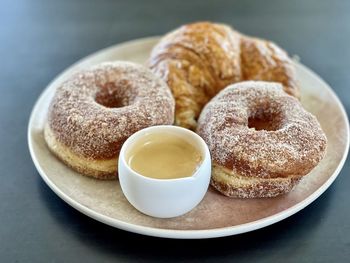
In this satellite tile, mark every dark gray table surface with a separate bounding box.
[1,0,349,262]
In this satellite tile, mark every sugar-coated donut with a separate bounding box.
[44,62,175,179]
[196,81,327,198]
[149,22,299,130]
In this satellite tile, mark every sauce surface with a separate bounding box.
[127,133,202,179]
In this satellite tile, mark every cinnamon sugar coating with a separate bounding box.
[149,22,299,130]
[196,81,327,197]
[46,62,175,162]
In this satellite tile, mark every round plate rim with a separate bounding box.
[28,37,350,239]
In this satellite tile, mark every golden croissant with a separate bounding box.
[149,22,299,130]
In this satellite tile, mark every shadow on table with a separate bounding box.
[38,176,336,262]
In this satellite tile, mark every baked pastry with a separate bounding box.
[44,62,175,179]
[149,22,299,130]
[196,81,327,198]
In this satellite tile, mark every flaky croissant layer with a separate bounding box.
[149,22,299,130]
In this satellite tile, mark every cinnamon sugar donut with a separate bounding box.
[196,81,327,198]
[44,62,175,179]
[149,22,299,130]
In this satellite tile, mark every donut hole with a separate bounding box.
[248,113,281,131]
[95,82,132,108]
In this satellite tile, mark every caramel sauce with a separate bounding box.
[127,133,202,179]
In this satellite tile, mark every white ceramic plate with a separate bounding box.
[28,37,349,239]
